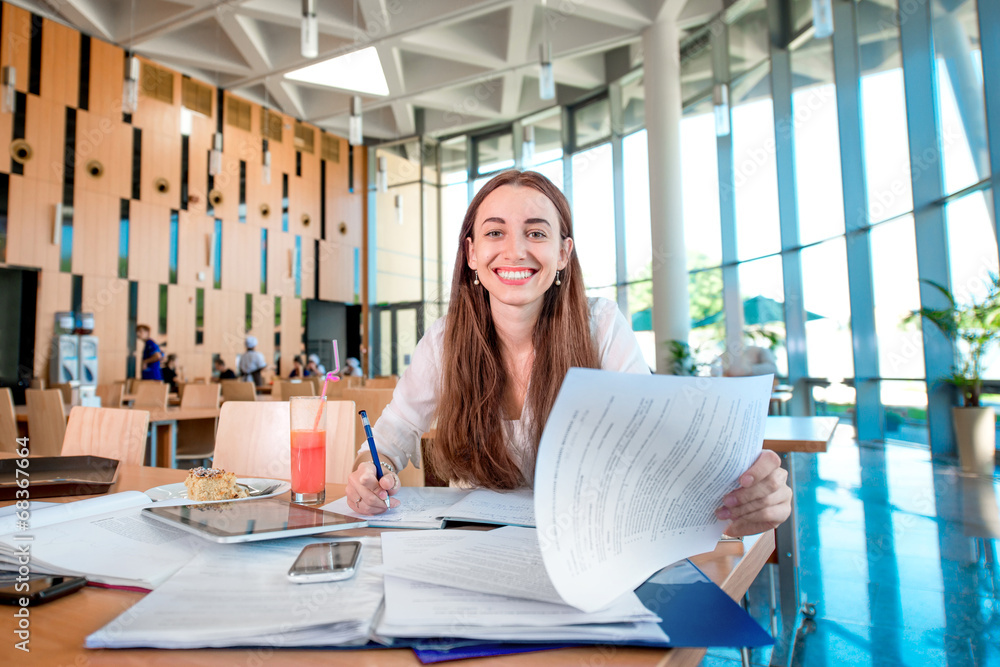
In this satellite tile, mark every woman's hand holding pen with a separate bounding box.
[715,450,792,537]
[346,462,401,515]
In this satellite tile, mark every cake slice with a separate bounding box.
[184,467,250,501]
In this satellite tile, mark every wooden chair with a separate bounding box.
[364,375,399,389]
[25,389,67,457]
[62,407,151,466]
[53,382,75,406]
[344,376,364,388]
[133,381,169,409]
[123,378,137,394]
[0,388,18,454]
[173,383,222,468]
[221,380,256,402]
[213,400,356,483]
[344,387,424,487]
[29,378,45,390]
[274,381,315,401]
[95,382,124,408]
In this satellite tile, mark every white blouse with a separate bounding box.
[365,297,650,485]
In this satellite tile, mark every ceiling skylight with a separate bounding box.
[285,47,390,96]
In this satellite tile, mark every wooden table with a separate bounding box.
[144,407,221,468]
[761,416,838,667]
[13,404,73,423]
[123,392,181,407]
[0,465,774,667]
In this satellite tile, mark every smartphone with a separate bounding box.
[0,575,87,606]
[287,540,362,583]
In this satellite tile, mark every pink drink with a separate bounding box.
[290,429,326,494]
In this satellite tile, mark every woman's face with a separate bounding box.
[466,185,572,312]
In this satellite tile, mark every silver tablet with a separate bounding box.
[142,499,367,544]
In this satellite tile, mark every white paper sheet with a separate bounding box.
[0,491,151,535]
[380,530,658,630]
[86,536,384,648]
[323,487,471,528]
[0,503,204,588]
[534,369,772,612]
[441,488,535,527]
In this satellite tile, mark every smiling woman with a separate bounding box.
[344,170,792,538]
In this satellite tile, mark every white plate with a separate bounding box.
[144,478,291,502]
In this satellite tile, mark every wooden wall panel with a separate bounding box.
[0,4,31,95]
[72,189,117,277]
[74,110,131,199]
[132,57,181,137]
[280,296,304,378]
[186,106,215,219]
[290,142,321,241]
[300,235,316,301]
[6,176,61,270]
[176,209,212,289]
[128,202,170,284]
[1,12,362,386]
[87,39,125,121]
[325,141,364,249]
[140,129,181,209]
[22,96,66,185]
[40,19,79,107]
[319,240,354,303]
[81,274,130,385]
[33,271,73,377]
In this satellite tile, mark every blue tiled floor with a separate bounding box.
[702,425,1000,667]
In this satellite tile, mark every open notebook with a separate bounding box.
[323,486,535,529]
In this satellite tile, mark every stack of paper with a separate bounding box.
[0,491,206,589]
[324,487,535,529]
[376,529,669,644]
[87,537,384,649]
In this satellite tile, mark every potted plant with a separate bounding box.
[909,274,1000,475]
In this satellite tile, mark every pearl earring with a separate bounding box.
[555,270,561,286]
[473,270,479,286]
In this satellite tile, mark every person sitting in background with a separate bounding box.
[136,325,163,381]
[711,344,778,380]
[305,354,326,377]
[238,336,268,386]
[214,358,236,380]
[343,357,363,377]
[289,355,305,378]
[161,354,180,393]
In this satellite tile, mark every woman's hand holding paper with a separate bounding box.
[714,450,791,537]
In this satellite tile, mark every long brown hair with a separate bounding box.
[430,170,599,488]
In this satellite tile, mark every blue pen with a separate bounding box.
[359,410,391,508]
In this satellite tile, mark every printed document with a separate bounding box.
[535,369,772,611]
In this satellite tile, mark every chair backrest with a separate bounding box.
[61,407,151,466]
[180,383,221,409]
[364,375,399,389]
[344,376,364,388]
[53,382,75,406]
[0,388,17,454]
[29,378,45,389]
[25,389,67,457]
[221,380,256,402]
[133,381,169,409]
[275,381,315,401]
[342,387,423,487]
[95,382,124,408]
[213,400,356,483]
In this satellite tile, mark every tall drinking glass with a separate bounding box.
[289,396,326,504]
